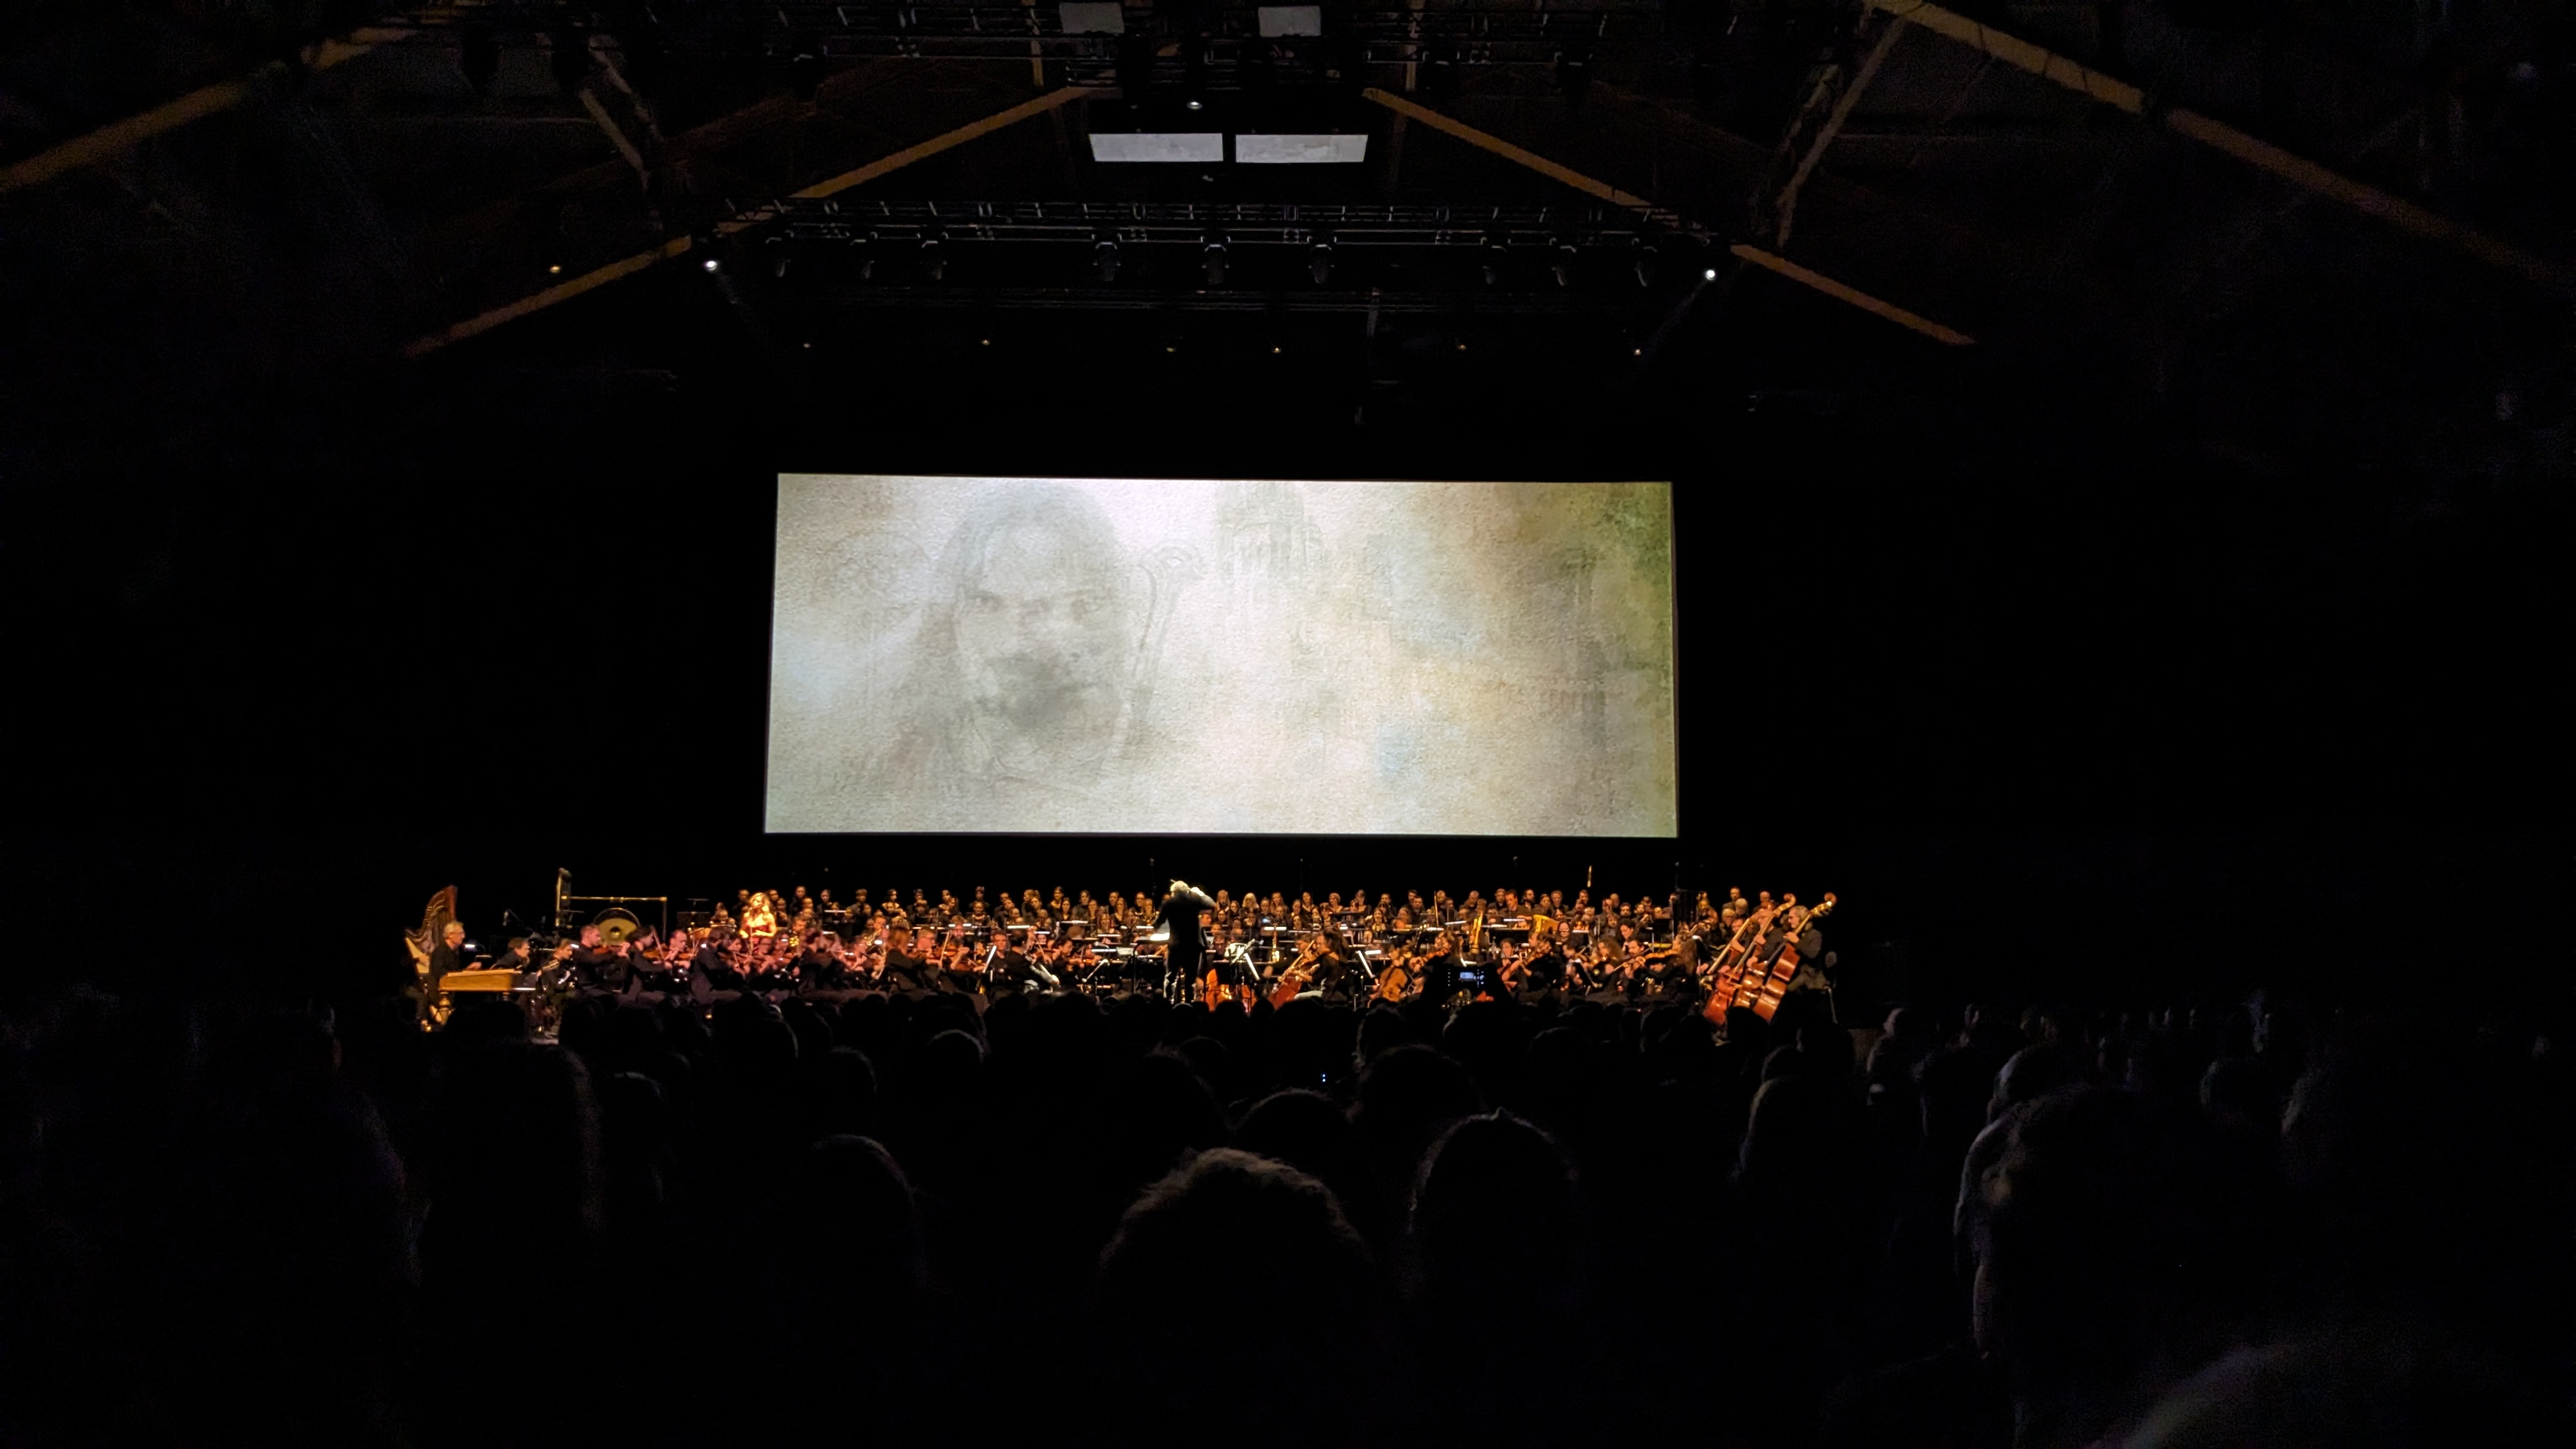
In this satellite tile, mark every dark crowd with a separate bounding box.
[2,982,2569,1448]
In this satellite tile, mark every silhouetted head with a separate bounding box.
[1411,1112,1581,1316]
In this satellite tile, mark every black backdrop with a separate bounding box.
[3,268,2563,1010]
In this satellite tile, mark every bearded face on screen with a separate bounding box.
[951,519,1132,744]
[868,484,1165,806]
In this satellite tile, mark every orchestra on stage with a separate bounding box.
[407,878,1837,1029]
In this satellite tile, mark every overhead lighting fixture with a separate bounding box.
[1236,134,1368,164]
[1094,236,1120,282]
[1704,267,1719,280]
[1202,238,1228,288]
[1310,239,1333,284]
[1090,133,1225,162]
[702,257,721,272]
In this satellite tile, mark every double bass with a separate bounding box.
[1753,894,1836,1018]
[1701,908,1767,1025]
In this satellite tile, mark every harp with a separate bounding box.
[404,885,459,985]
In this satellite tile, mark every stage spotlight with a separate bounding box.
[1310,239,1333,284]
[702,257,721,273]
[1632,242,1659,288]
[1552,242,1576,288]
[1704,267,1718,280]
[1183,42,1210,111]
[458,25,500,96]
[549,27,590,97]
[1095,237,1120,282]
[1202,236,1228,288]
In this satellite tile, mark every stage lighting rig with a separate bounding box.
[1202,231,1229,287]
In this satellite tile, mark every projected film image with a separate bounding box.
[766,476,1676,836]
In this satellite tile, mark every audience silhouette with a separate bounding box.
[1,983,2566,1447]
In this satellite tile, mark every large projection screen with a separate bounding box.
[766,476,1676,836]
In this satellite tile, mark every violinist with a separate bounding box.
[1516,919,1570,999]
[567,923,632,992]
[797,931,847,989]
[880,929,936,993]
[1417,931,1467,1002]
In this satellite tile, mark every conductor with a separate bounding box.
[1154,878,1215,999]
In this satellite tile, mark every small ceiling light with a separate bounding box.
[980,338,991,346]
[702,258,721,272]
[1704,268,1718,280]
[1271,346,1282,354]
[548,264,562,275]
[1186,98,1203,111]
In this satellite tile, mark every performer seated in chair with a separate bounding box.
[567,924,632,993]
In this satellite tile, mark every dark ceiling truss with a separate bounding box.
[785,282,1641,312]
[386,1,1676,49]
[750,196,1703,245]
[371,2,1687,84]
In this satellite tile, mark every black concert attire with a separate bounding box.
[797,942,844,990]
[691,941,737,992]
[1156,886,1214,993]
[570,944,631,991]
[1782,924,1832,994]
[1518,946,1569,997]
[878,947,930,993]
[1419,948,1467,1002]
[427,940,468,994]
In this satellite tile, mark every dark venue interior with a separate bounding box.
[1,3,2567,1446]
